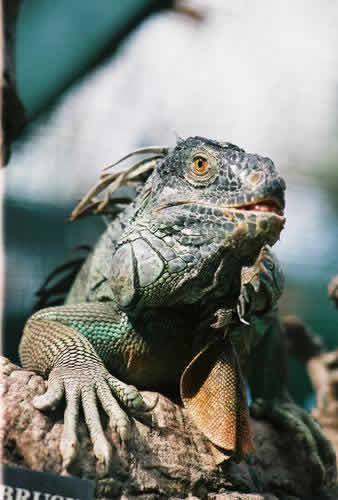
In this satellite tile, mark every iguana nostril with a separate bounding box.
[247,171,264,185]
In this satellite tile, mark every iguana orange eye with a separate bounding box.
[193,156,209,175]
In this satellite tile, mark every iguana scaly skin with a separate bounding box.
[19,137,335,479]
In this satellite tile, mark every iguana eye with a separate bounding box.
[186,150,217,185]
[192,156,209,175]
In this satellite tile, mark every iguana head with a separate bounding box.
[149,136,285,253]
[110,137,285,311]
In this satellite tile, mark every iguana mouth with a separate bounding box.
[230,198,284,217]
[153,198,285,221]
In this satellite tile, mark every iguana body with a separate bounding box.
[19,137,334,479]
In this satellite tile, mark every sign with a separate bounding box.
[0,465,95,500]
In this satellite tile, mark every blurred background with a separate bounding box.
[3,0,338,406]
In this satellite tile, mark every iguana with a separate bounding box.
[19,136,335,479]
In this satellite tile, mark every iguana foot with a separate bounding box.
[33,364,149,476]
[251,398,337,486]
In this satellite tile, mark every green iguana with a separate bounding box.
[19,136,335,479]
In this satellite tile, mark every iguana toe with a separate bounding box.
[60,386,80,471]
[107,376,149,413]
[81,386,112,476]
[95,381,131,442]
[32,373,64,411]
[124,385,147,411]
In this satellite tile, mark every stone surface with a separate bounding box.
[1,356,337,499]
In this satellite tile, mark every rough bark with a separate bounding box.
[1,356,337,500]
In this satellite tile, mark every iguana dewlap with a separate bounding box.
[180,333,254,460]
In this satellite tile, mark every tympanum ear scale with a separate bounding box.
[180,335,254,463]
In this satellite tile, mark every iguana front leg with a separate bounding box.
[19,303,149,475]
